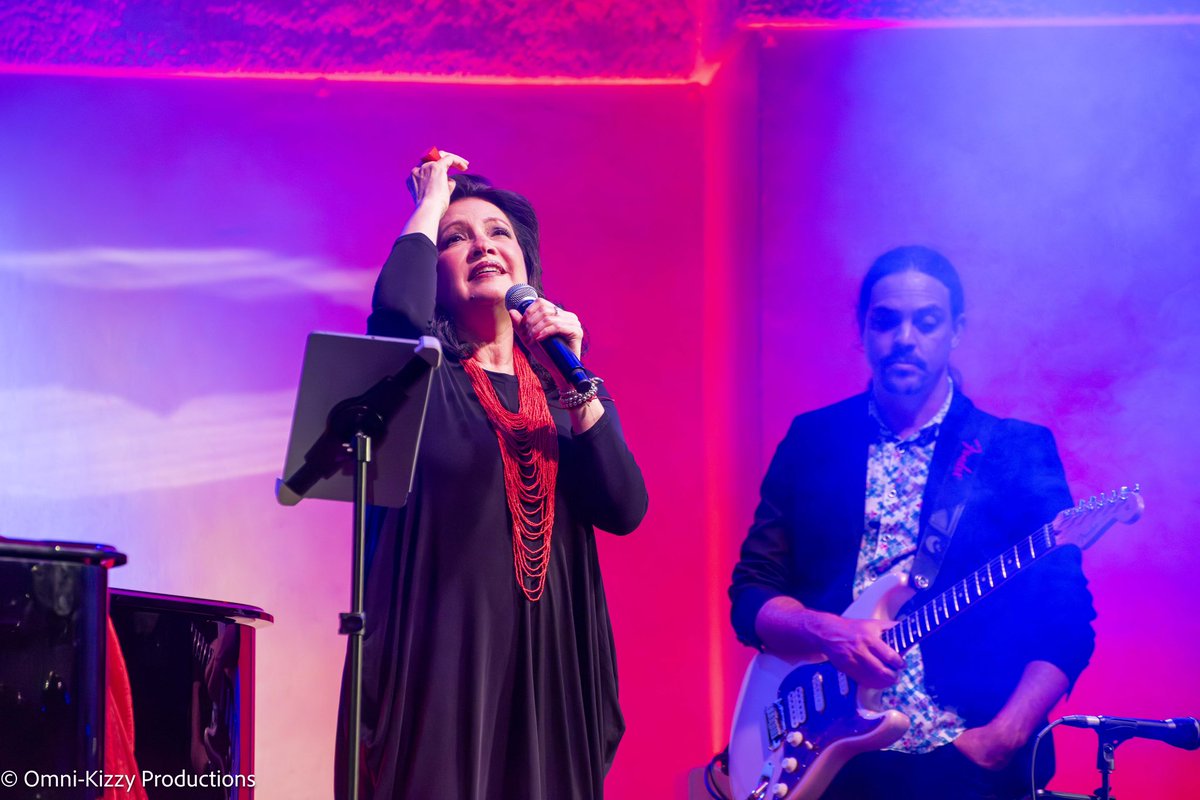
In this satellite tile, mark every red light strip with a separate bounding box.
[0,62,697,86]
[740,14,1200,31]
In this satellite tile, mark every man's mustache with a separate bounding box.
[883,354,926,370]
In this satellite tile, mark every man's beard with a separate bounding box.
[879,356,928,395]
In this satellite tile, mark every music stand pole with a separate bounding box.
[278,333,442,800]
[341,430,371,800]
[324,380,426,800]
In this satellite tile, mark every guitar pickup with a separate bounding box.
[787,685,807,726]
[765,701,786,750]
[812,672,826,713]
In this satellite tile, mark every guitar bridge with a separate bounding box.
[764,701,786,750]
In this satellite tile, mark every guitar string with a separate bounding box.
[886,523,1056,653]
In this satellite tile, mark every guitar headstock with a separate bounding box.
[1052,485,1144,551]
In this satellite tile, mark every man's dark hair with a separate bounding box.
[856,245,965,329]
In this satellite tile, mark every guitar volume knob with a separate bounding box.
[773,783,789,798]
[786,732,804,746]
[782,757,799,773]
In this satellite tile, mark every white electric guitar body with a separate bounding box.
[728,486,1144,800]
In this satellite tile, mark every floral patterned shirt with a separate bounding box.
[855,378,967,753]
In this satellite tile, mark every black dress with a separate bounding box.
[336,234,648,800]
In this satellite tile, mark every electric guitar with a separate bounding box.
[728,485,1144,800]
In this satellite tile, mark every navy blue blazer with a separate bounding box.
[729,391,1096,726]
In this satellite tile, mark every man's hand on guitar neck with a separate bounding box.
[755,596,906,688]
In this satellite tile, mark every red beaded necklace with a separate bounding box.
[462,348,560,602]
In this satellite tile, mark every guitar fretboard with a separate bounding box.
[882,524,1057,654]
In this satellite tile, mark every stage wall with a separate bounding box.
[750,23,1200,798]
[2,15,1198,800]
[0,73,726,799]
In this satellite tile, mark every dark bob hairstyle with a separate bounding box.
[431,173,545,358]
[432,174,567,388]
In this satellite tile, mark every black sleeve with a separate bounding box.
[729,418,803,649]
[1002,423,1097,688]
[561,392,648,536]
[366,233,438,338]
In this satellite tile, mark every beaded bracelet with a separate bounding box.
[559,377,604,409]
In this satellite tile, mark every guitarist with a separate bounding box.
[729,246,1096,799]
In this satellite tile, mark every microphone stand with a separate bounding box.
[1094,729,1121,800]
[1037,727,1130,800]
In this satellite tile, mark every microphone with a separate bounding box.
[1059,715,1200,750]
[505,284,592,393]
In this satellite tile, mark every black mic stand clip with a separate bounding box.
[1038,725,1135,800]
[1090,725,1130,800]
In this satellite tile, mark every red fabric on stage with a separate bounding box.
[105,618,148,800]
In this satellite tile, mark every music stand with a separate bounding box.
[276,331,442,800]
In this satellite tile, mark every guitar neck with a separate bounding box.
[882,523,1058,655]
